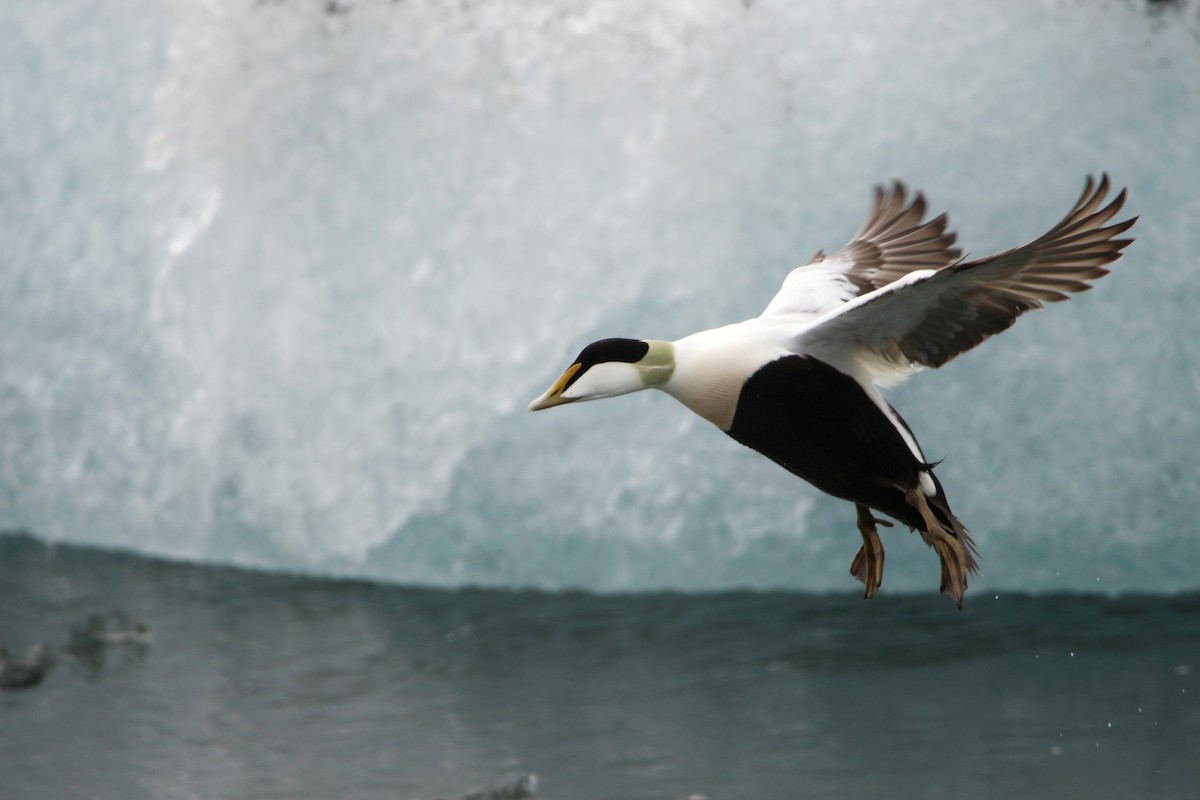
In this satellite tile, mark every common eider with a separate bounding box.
[529,175,1135,606]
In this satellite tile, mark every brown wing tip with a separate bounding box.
[910,190,927,219]
[872,180,909,210]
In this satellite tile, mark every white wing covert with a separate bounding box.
[760,181,962,318]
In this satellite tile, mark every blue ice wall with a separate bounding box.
[2,0,1198,593]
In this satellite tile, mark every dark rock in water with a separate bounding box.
[0,643,53,690]
[67,610,151,657]
[62,610,152,678]
[438,773,538,800]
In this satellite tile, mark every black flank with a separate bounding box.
[726,355,947,531]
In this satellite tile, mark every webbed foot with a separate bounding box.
[904,487,973,609]
[850,504,891,599]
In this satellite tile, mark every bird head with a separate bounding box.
[528,338,675,411]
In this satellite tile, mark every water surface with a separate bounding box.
[1,533,1197,799]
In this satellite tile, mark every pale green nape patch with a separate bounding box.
[638,339,676,388]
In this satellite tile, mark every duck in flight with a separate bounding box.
[529,176,1136,606]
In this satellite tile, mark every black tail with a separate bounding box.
[925,471,979,575]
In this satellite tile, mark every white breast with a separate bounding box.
[662,322,790,431]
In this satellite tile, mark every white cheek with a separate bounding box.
[562,362,641,399]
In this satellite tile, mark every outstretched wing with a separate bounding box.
[793,174,1136,384]
[761,181,962,318]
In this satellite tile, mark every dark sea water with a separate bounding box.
[1,532,1197,800]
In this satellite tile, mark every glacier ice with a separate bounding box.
[1,0,1199,593]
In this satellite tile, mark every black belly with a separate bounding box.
[725,355,930,529]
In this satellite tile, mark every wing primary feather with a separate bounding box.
[760,181,963,318]
[793,175,1137,381]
